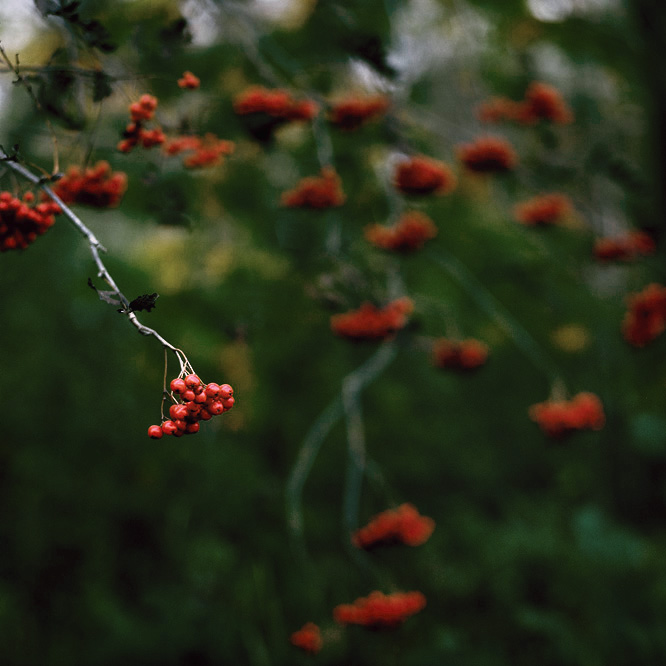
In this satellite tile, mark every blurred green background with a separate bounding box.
[1,0,666,664]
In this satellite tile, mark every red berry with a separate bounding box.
[170,404,188,420]
[185,401,201,416]
[170,378,187,393]
[162,420,178,435]
[194,391,207,404]
[183,389,196,402]
[199,409,212,421]
[222,397,235,409]
[205,383,220,398]
[172,428,185,437]
[218,384,233,399]
[148,425,163,439]
[185,422,200,434]
[184,373,201,389]
[208,401,224,415]
[174,419,188,431]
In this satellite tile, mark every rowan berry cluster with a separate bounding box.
[478,81,573,125]
[432,337,489,371]
[528,391,605,438]
[0,191,60,251]
[147,374,235,439]
[365,211,438,252]
[457,135,517,173]
[333,591,426,629]
[393,154,457,195]
[233,86,318,121]
[177,70,200,89]
[622,283,666,347]
[514,192,573,227]
[280,167,345,208]
[51,161,127,208]
[593,230,656,261]
[289,622,322,654]
[117,94,166,153]
[352,503,435,550]
[163,133,235,169]
[330,297,413,341]
[328,95,390,130]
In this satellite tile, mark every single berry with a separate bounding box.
[194,391,207,404]
[218,384,233,399]
[162,420,178,436]
[182,389,196,402]
[184,373,201,389]
[174,419,188,431]
[170,404,188,420]
[148,425,163,439]
[185,422,200,434]
[199,409,212,421]
[208,401,225,415]
[222,397,235,409]
[170,378,187,393]
[185,401,201,416]
[205,383,220,398]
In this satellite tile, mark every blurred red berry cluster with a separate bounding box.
[365,211,438,252]
[147,374,235,439]
[622,283,666,347]
[333,591,426,629]
[233,86,318,121]
[51,161,127,208]
[432,337,489,371]
[330,297,413,341]
[281,167,345,208]
[164,133,235,169]
[478,81,573,125]
[529,392,605,438]
[594,230,656,261]
[177,70,200,89]
[328,95,389,130]
[117,94,165,153]
[514,192,572,227]
[0,191,60,251]
[289,622,322,654]
[393,154,457,195]
[457,135,517,173]
[352,503,435,549]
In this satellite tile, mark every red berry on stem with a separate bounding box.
[222,397,235,409]
[185,422,200,434]
[194,391,207,404]
[208,401,225,415]
[205,383,220,398]
[174,419,188,431]
[199,409,212,421]
[148,425,163,439]
[218,384,233,399]
[183,389,196,402]
[162,420,178,435]
[170,404,188,420]
[170,378,187,393]
[184,373,201,389]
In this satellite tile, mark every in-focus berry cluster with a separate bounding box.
[0,191,60,251]
[177,70,200,89]
[328,95,389,130]
[529,392,605,438]
[352,503,435,549]
[457,135,517,173]
[289,622,322,654]
[147,374,235,439]
[51,161,127,208]
[365,211,438,252]
[594,230,656,262]
[393,154,457,195]
[622,283,666,347]
[280,167,345,208]
[478,81,573,125]
[117,94,166,153]
[432,337,489,371]
[333,591,426,629]
[514,193,572,227]
[330,297,413,341]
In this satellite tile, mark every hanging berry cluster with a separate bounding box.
[457,135,518,173]
[514,192,573,227]
[393,154,457,196]
[117,94,166,152]
[51,161,127,208]
[594,230,656,262]
[528,391,605,438]
[333,591,427,629]
[365,211,438,252]
[177,70,200,89]
[163,133,235,169]
[328,95,390,130]
[622,283,666,347]
[280,167,345,209]
[351,503,435,549]
[330,297,413,341]
[0,191,60,251]
[147,373,235,439]
[289,622,322,654]
[432,337,489,372]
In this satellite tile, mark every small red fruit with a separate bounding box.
[218,384,233,399]
[162,420,178,436]
[170,378,187,393]
[205,383,220,398]
[182,389,196,402]
[194,391,207,404]
[184,373,201,389]
[222,397,235,409]
[208,401,225,415]
[170,404,188,420]
[185,422,200,434]
[174,419,188,431]
[199,409,212,421]
[148,425,163,439]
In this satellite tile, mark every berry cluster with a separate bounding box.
[330,297,413,341]
[0,191,60,251]
[177,70,200,89]
[352,503,435,550]
[328,95,390,130]
[529,392,605,438]
[514,192,572,227]
[594,230,656,262]
[147,374,235,439]
[432,337,489,371]
[51,161,127,208]
[117,94,166,153]
[393,154,457,195]
[280,167,345,208]
[333,591,426,629]
[164,133,235,169]
[622,283,666,347]
[289,622,322,654]
[478,81,573,125]
[457,135,518,173]
[365,211,438,252]
[233,86,318,121]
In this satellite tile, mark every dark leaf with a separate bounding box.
[126,293,159,314]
